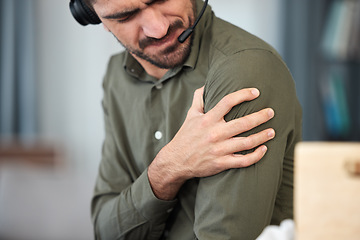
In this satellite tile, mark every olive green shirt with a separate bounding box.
[91,1,302,239]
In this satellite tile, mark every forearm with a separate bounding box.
[92,171,177,240]
[148,144,188,201]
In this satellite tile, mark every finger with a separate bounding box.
[211,128,275,156]
[220,145,268,170]
[233,145,268,168]
[207,88,260,120]
[221,108,275,138]
[190,86,205,113]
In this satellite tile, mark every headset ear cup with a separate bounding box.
[69,0,101,26]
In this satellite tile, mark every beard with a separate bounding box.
[114,3,197,69]
[130,20,193,69]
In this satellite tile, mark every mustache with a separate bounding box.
[138,20,184,50]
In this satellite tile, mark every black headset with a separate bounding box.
[69,0,101,26]
[69,0,208,43]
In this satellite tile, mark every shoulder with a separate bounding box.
[203,18,298,118]
[207,48,293,91]
[205,17,294,91]
[204,49,297,114]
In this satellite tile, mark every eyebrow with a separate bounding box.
[102,9,140,20]
[101,0,157,20]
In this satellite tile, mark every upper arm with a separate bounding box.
[194,49,301,239]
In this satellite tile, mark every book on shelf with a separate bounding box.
[320,68,350,139]
[321,0,360,61]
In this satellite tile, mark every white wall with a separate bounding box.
[35,0,283,173]
[35,1,121,172]
[211,0,283,54]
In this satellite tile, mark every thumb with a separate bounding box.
[191,86,205,113]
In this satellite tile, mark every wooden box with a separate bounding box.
[295,142,360,240]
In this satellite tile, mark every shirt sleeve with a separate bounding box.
[194,49,302,239]
[90,60,177,240]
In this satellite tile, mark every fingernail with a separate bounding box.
[261,145,268,153]
[251,88,260,96]
[268,129,275,138]
[268,108,274,118]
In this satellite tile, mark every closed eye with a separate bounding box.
[102,0,168,23]
[102,9,139,23]
[116,10,139,23]
[146,0,168,6]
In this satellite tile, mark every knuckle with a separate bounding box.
[237,118,252,131]
[241,137,254,149]
[219,95,233,109]
[209,145,223,156]
[213,159,225,172]
[207,131,220,143]
[200,116,212,128]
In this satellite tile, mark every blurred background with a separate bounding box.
[0,0,359,239]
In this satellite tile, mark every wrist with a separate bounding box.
[148,147,187,201]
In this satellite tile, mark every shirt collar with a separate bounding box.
[183,0,212,70]
[123,53,157,82]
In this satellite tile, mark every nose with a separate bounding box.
[140,7,169,39]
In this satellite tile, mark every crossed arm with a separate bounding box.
[92,87,275,240]
[148,87,275,201]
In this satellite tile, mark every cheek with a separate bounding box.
[108,22,141,47]
[157,0,194,27]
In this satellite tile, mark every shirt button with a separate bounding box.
[154,131,163,140]
[155,83,163,89]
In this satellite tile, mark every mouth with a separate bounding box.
[150,29,183,49]
[139,20,186,50]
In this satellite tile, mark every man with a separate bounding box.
[70,0,302,239]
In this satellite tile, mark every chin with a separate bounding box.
[139,36,193,69]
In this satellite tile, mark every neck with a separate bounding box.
[131,54,169,80]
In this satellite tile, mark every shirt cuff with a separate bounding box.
[131,169,178,222]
